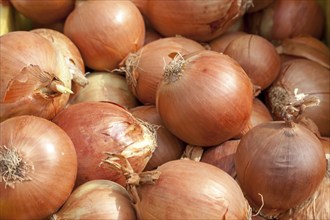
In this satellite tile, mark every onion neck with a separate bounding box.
[0,145,34,188]
[163,52,186,84]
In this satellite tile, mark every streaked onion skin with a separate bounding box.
[0,115,77,220]
[64,0,145,71]
[235,121,326,218]
[135,159,251,219]
[51,180,136,220]
[209,31,247,53]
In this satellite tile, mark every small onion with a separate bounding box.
[223,34,281,90]
[235,121,326,218]
[123,36,204,105]
[246,0,325,41]
[51,180,137,220]
[156,50,254,146]
[129,105,185,171]
[52,102,157,187]
[0,31,73,121]
[0,115,77,220]
[11,0,74,24]
[134,159,251,219]
[136,0,252,42]
[64,0,145,71]
[68,72,139,110]
[201,139,240,178]
[209,31,247,53]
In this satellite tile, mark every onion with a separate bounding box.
[68,72,139,110]
[209,31,247,53]
[234,98,273,138]
[223,34,281,90]
[131,159,251,219]
[64,0,145,71]
[235,115,326,218]
[246,0,325,41]
[156,50,254,146]
[51,180,136,220]
[0,115,77,220]
[246,0,273,13]
[276,35,330,69]
[136,0,253,42]
[144,27,162,45]
[11,0,74,25]
[266,59,330,137]
[201,139,240,178]
[129,105,185,171]
[0,31,73,122]
[122,36,205,105]
[52,102,157,187]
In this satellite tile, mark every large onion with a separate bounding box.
[122,36,205,105]
[51,180,136,220]
[134,0,252,42]
[156,50,254,146]
[0,31,73,122]
[209,31,247,53]
[0,115,77,220]
[52,102,157,187]
[64,0,145,71]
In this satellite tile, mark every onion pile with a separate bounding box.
[0,115,77,220]
[156,50,254,146]
[64,0,145,71]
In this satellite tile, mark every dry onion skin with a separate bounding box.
[235,121,326,218]
[68,72,139,110]
[223,34,281,90]
[267,59,330,137]
[135,0,253,42]
[133,159,251,219]
[123,36,205,105]
[0,31,73,122]
[51,180,137,220]
[0,115,77,220]
[156,50,254,146]
[129,105,185,171]
[52,102,157,187]
[209,31,248,53]
[11,0,74,25]
[246,0,325,41]
[64,0,145,71]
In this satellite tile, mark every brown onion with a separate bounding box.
[0,115,77,220]
[133,159,251,219]
[0,31,73,121]
[201,139,240,178]
[224,34,281,90]
[144,27,162,45]
[136,0,252,42]
[267,59,330,137]
[11,0,74,24]
[52,102,157,187]
[209,31,247,53]
[122,36,204,104]
[129,105,185,171]
[276,35,330,69]
[68,72,139,110]
[246,0,325,41]
[64,0,145,71]
[51,180,136,220]
[235,121,326,218]
[156,50,254,146]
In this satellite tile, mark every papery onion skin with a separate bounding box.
[156,50,254,146]
[124,36,205,105]
[235,121,326,218]
[51,180,136,220]
[135,159,251,219]
[68,72,139,110]
[139,0,252,42]
[0,31,72,122]
[52,102,157,187]
[209,31,247,53]
[64,0,145,71]
[11,0,74,24]
[0,115,77,220]
[129,105,185,171]
[224,34,281,90]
